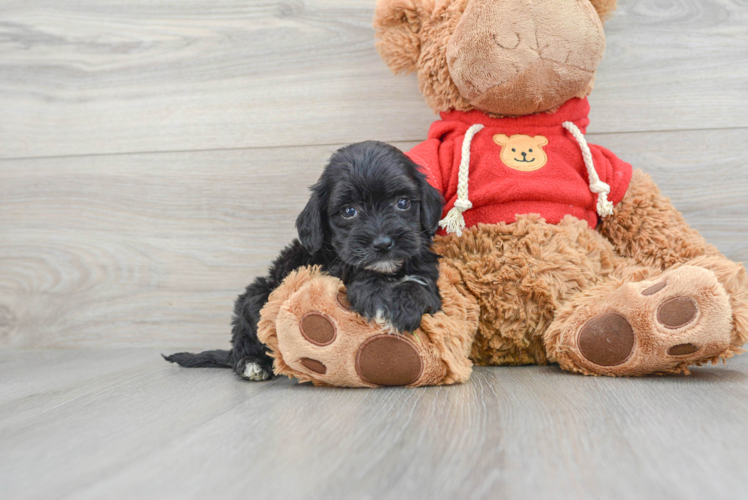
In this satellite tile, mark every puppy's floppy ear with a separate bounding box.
[295,183,327,254]
[373,0,434,75]
[415,167,444,236]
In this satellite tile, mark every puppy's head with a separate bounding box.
[296,141,443,274]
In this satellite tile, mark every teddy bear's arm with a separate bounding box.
[598,169,723,270]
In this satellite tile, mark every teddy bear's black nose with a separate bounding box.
[521,151,527,157]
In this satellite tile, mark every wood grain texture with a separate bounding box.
[1,0,747,159]
[1,130,747,349]
[0,348,747,500]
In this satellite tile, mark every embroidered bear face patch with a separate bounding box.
[493,134,549,172]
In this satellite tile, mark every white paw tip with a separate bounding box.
[242,362,271,381]
[374,309,397,334]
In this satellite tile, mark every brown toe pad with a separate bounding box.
[578,312,635,367]
[300,312,337,346]
[299,357,327,374]
[668,343,699,356]
[642,281,666,296]
[657,297,697,329]
[336,291,353,311]
[356,335,423,386]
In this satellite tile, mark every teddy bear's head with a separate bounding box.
[373,0,616,116]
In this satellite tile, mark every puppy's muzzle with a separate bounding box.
[372,235,394,253]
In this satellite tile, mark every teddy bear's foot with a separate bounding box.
[256,265,478,387]
[549,265,733,376]
[272,279,445,387]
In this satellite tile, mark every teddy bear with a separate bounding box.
[256,0,748,387]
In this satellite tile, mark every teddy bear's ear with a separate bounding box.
[588,0,618,22]
[373,0,435,74]
[493,134,510,146]
[533,136,549,147]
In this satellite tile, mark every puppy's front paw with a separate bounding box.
[390,286,441,333]
[346,286,391,324]
[237,359,273,381]
[390,306,424,333]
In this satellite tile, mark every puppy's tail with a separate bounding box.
[162,349,233,369]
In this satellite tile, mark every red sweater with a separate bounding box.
[407,98,632,235]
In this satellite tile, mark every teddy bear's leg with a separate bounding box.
[597,169,748,362]
[599,169,731,268]
[431,216,629,368]
[256,264,479,387]
[545,257,748,376]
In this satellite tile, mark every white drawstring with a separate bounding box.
[439,124,484,236]
[562,121,614,217]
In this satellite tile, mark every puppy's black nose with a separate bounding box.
[372,235,394,252]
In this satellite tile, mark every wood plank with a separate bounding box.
[1,0,747,159]
[1,129,747,349]
[589,0,748,134]
[0,348,747,499]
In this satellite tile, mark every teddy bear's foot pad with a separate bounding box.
[355,335,423,386]
[577,312,635,367]
[564,265,733,376]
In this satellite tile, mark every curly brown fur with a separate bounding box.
[165,141,444,380]
[589,0,618,21]
[598,169,723,270]
[432,215,625,366]
[434,214,747,376]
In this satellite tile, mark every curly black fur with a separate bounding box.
[164,141,444,380]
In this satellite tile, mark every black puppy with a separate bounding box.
[164,141,444,380]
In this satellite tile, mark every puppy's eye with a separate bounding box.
[395,199,411,211]
[341,207,357,219]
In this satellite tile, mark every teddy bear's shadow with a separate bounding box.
[545,363,748,384]
[283,362,748,389]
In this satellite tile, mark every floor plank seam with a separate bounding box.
[2,126,746,163]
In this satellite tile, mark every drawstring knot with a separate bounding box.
[562,121,615,217]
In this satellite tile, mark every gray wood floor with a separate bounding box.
[1,0,748,498]
[2,349,748,500]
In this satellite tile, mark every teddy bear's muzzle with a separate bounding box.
[446,0,606,115]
